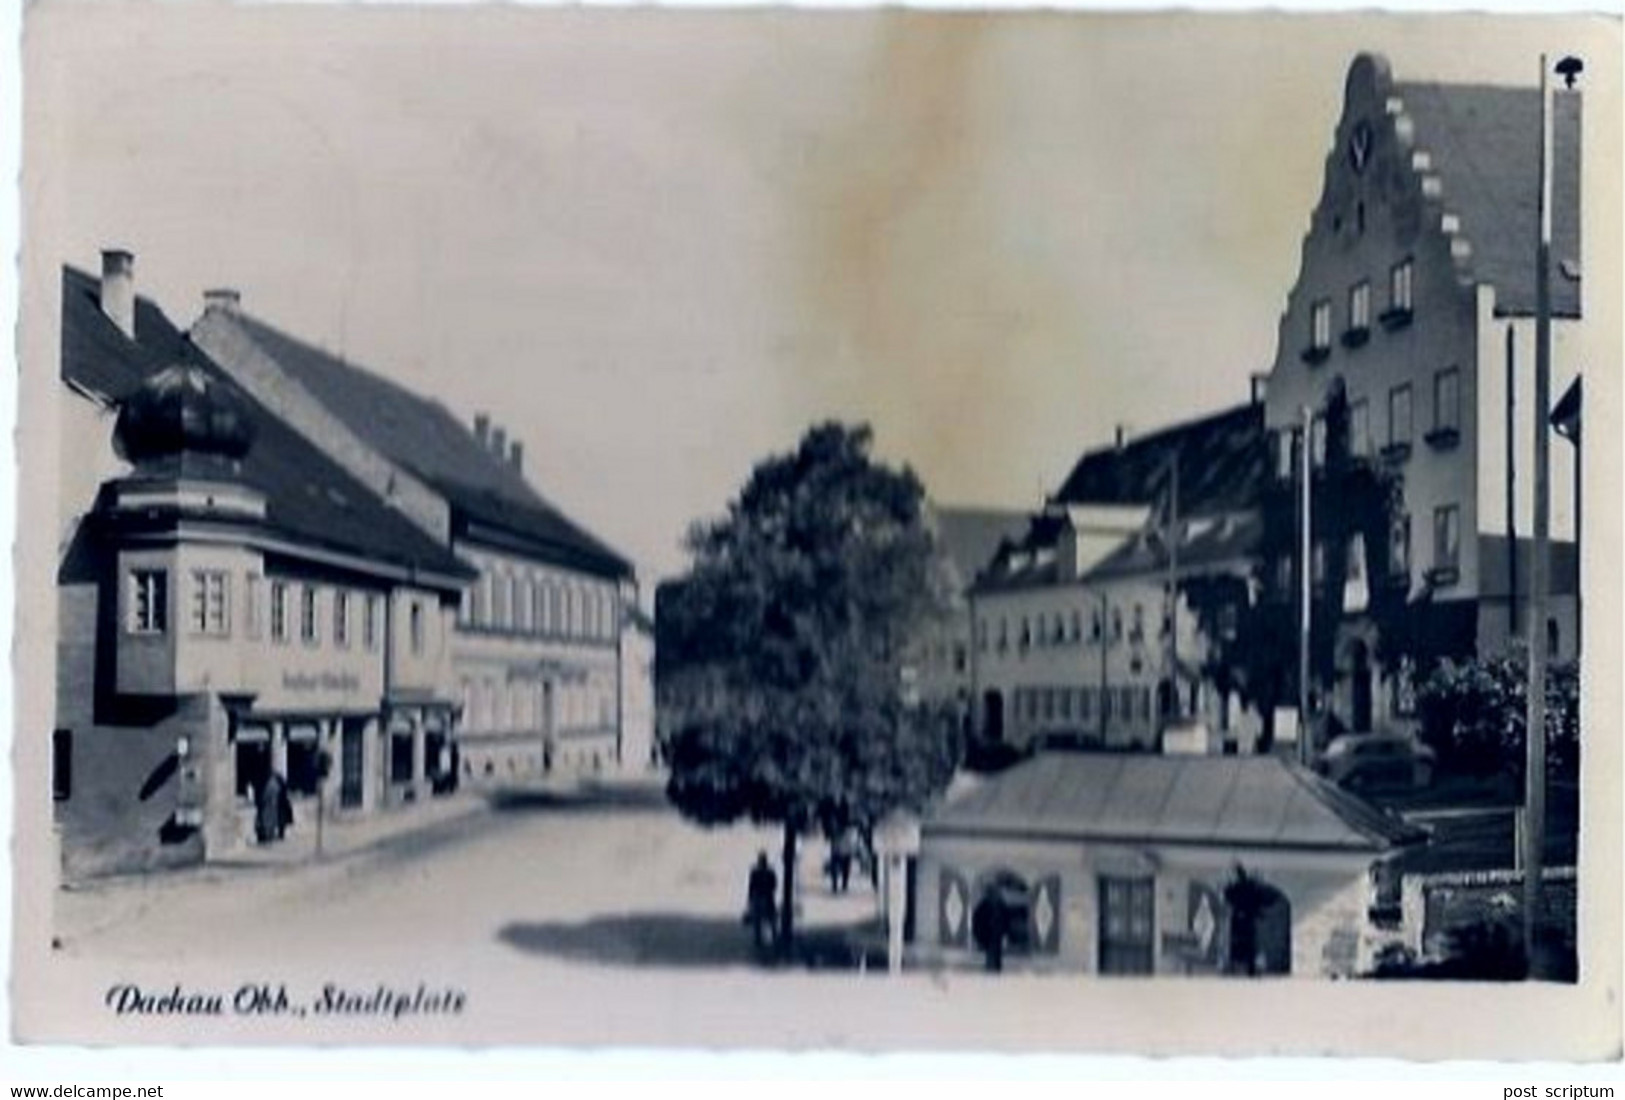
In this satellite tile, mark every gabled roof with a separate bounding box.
[1394,80,1582,318]
[1051,403,1267,519]
[62,266,473,586]
[974,402,1266,594]
[218,313,632,579]
[927,751,1424,854]
[929,505,1031,587]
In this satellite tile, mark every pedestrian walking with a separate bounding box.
[255,770,293,844]
[744,851,778,955]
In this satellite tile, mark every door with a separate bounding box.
[1098,875,1156,974]
[339,719,364,809]
[983,690,1005,743]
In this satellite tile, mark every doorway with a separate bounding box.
[983,690,1005,743]
[339,719,364,809]
[1351,641,1373,732]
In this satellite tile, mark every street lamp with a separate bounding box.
[1524,51,1580,979]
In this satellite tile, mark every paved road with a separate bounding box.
[56,785,882,970]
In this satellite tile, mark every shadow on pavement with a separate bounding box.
[497,911,886,971]
[486,781,672,815]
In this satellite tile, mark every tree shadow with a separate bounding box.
[496,911,886,971]
[497,912,760,968]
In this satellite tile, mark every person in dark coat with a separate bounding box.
[255,771,293,844]
[745,851,778,954]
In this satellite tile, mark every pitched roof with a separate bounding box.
[62,267,473,585]
[220,313,632,579]
[1394,80,1582,317]
[927,751,1424,853]
[929,505,1032,586]
[1051,403,1268,519]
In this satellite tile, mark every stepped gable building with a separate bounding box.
[57,256,474,879]
[1261,53,1583,737]
[970,399,1269,754]
[191,298,641,782]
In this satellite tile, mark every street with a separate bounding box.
[55,784,882,971]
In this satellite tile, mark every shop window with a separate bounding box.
[1098,875,1155,975]
[52,729,71,802]
[127,569,168,635]
[234,734,271,799]
[270,581,289,643]
[189,570,230,636]
[300,585,320,645]
[333,590,351,649]
[286,732,322,796]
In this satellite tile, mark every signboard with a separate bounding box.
[1162,881,1226,966]
[1029,875,1062,954]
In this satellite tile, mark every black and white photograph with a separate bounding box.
[10,2,1622,1060]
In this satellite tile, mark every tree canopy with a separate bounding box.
[661,422,965,950]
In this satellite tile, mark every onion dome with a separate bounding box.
[114,362,256,467]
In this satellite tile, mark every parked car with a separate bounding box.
[1315,731,1436,791]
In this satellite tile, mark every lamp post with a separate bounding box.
[1523,52,1580,978]
[1297,406,1313,766]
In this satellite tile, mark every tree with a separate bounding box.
[663,422,964,957]
[1182,378,1409,750]
[1416,647,1579,780]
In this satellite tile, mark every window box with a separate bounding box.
[1423,426,1460,449]
[1340,325,1371,349]
[1426,565,1460,588]
[1379,306,1413,330]
[1379,441,1412,463]
[1300,345,1331,366]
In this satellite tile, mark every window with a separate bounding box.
[1081,687,1094,721]
[270,581,289,643]
[997,618,1009,652]
[1311,415,1327,469]
[1111,607,1123,642]
[1310,299,1332,352]
[1119,686,1135,722]
[128,569,168,635]
[564,588,577,637]
[1547,618,1560,659]
[410,601,425,655]
[516,577,532,633]
[1389,258,1414,315]
[1131,604,1144,641]
[333,590,351,649]
[1098,876,1155,975]
[1059,690,1073,720]
[533,584,547,635]
[1091,608,1103,642]
[475,573,492,627]
[1041,689,1055,722]
[1431,367,1460,440]
[1350,400,1371,458]
[1069,610,1082,643]
[1433,505,1460,577]
[390,730,414,784]
[1101,687,1113,722]
[953,643,968,674]
[458,587,473,627]
[976,618,989,652]
[363,594,380,651]
[1348,281,1371,334]
[189,570,229,636]
[1276,429,1297,481]
[1052,614,1065,646]
[299,586,320,645]
[1390,514,1411,579]
[1019,618,1031,652]
[52,729,71,802]
[245,574,263,640]
[1388,384,1413,452]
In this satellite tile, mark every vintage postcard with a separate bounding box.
[11,2,1623,1060]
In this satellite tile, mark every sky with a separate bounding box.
[22,6,1620,588]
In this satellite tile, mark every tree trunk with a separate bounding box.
[779,822,797,960]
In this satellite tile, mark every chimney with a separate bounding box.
[474,414,490,449]
[203,287,241,314]
[508,440,524,472]
[490,425,507,459]
[100,249,135,339]
[1250,373,1269,405]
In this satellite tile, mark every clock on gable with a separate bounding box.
[1347,119,1374,175]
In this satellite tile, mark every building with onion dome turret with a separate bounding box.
[56,254,474,879]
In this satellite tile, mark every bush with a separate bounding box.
[1416,648,1578,779]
